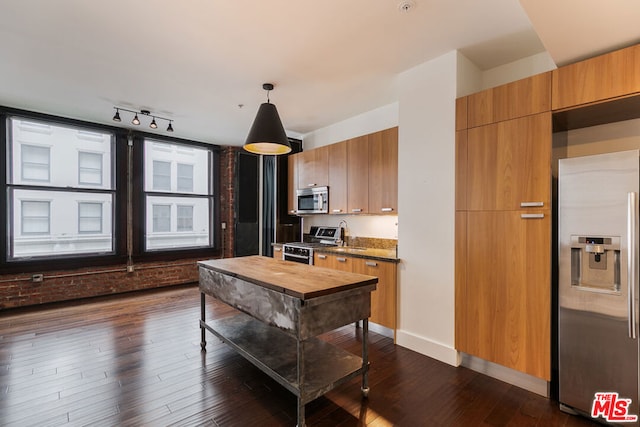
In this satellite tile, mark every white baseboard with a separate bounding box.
[395,329,460,367]
[368,321,394,339]
[459,352,549,397]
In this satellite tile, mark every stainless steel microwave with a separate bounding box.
[295,186,328,214]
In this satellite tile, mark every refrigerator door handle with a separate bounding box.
[628,191,637,339]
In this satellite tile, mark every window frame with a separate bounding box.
[0,107,221,274]
[21,144,51,183]
[78,151,103,186]
[20,200,51,235]
[78,201,104,234]
[140,136,217,253]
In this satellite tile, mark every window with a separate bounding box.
[153,161,171,191]
[7,117,115,259]
[78,152,103,185]
[21,145,50,182]
[177,163,193,192]
[177,205,193,232]
[144,139,213,251]
[78,202,103,233]
[21,200,50,235]
[152,204,171,232]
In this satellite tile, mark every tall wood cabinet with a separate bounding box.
[456,72,552,381]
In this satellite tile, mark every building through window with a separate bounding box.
[143,139,213,251]
[7,117,115,259]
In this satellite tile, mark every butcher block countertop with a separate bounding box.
[198,255,378,300]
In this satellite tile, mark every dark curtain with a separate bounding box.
[262,155,275,256]
[234,152,259,257]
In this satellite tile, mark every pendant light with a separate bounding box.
[243,83,291,155]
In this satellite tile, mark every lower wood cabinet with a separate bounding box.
[353,258,397,330]
[272,245,283,259]
[313,253,397,331]
[456,210,551,381]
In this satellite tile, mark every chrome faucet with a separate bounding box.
[337,220,348,246]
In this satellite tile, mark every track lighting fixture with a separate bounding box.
[112,107,174,132]
[243,83,291,155]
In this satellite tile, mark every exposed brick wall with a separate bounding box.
[0,259,203,309]
[0,146,241,310]
[219,146,239,259]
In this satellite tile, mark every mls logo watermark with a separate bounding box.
[592,392,638,423]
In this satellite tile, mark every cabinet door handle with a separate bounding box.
[365,261,378,267]
[381,207,394,212]
[336,257,347,262]
[317,254,327,260]
[521,213,545,219]
[520,201,544,207]
[352,208,363,213]
[308,183,316,187]
[274,247,282,252]
[332,209,343,213]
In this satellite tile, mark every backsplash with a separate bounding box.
[346,236,397,250]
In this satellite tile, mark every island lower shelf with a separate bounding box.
[200,311,366,403]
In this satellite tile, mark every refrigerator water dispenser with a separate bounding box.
[570,236,621,292]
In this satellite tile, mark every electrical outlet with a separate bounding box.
[221,222,226,230]
[32,274,44,283]
[127,265,134,273]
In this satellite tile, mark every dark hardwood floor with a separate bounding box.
[0,284,596,426]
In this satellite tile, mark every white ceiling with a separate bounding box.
[0,1,638,146]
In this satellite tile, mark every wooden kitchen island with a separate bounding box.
[198,256,378,427]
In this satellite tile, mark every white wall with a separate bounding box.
[302,103,399,150]
[482,51,556,90]
[395,51,459,365]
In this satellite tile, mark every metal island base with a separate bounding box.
[198,256,378,427]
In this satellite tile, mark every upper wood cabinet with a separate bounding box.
[347,135,369,214]
[466,112,551,211]
[552,44,640,110]
[290,127,398,216]
[297,145,329,189]
[328,141,348,214]
[368,127,398,214]
[467,72,551,128]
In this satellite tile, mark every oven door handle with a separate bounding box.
[283,253,310,260]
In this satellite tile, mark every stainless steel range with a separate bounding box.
[282,226,342,264]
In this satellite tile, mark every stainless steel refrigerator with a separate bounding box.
[559,150,640,424]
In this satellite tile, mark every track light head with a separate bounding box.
[131,114,140,125]
[149,118,158,129]
[167,121,174,132]
[112,109,121,122]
